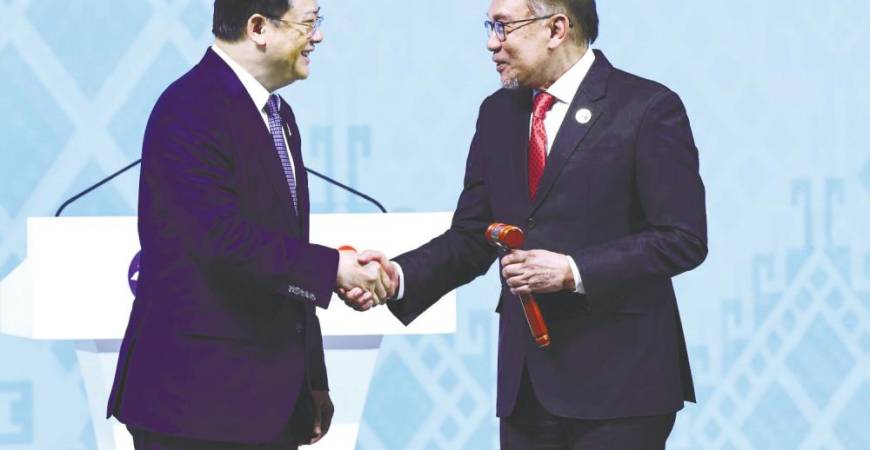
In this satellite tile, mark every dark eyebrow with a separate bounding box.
[490,13,512,22]
[298,8,320,21]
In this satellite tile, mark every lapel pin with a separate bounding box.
[575,108,592,124]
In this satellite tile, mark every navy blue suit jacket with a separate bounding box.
[106,48,339,444]
[389,50,707,419]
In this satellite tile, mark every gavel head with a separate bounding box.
[485,223,525,250]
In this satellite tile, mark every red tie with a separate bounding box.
[529,91,556,200]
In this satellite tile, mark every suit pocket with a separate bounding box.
[536,291,589,323]
[177,327,257,345]
[172,313,259,343]
[179,333,258,347]
[579,144,625,161]
[587,282,671,315]
[588,294,649,315]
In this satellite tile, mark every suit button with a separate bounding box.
[526,217,536,230]
[296,323,305,334]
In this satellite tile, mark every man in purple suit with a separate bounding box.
[347,0,707,448]
[106,1,391,448]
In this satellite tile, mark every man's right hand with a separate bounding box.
[337,249,399,310]
[336,250,391,310]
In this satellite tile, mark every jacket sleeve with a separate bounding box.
[140,100,339,308]
[571,90,708,307]
[389,104,498,325]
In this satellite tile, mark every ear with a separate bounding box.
[547,14,572,49]
[246,14,269,46]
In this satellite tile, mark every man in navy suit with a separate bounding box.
[106,1,391,448]
[348,0,707,448]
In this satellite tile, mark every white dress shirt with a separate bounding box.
[211,43,297,181]
[393,49,596,300]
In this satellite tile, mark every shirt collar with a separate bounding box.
[539,47,596,105]
[211,43,274,113]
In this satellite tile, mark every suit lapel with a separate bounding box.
[280,102,310,239]
[530,50,612,216]
[204,48,299,228]
[507,88,534,211]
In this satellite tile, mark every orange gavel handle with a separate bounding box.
[486,223,552,348]
[520,294,551,347]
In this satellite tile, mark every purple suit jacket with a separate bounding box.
[389,50,707,419]
[106,48,339,444]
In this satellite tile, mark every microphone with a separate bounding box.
[55,159,387,216]
[486,223,551,348]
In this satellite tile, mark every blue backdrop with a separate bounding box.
[1,0,868,448]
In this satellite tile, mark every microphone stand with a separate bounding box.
[56,159,142,217]
[55,159,388,216]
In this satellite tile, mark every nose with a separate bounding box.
[311,28,324,43]
[486,32,501,52]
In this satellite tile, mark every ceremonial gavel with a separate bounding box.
[486,223,551,348]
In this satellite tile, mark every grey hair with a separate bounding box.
[527,0,563,16]
[525,0,599,44]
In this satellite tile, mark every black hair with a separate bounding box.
[212,0,293,41]
[529,0,598,44]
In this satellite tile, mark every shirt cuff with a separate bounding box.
[566,256,585,294]
[392,261,405,300]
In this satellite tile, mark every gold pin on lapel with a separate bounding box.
[575,108,592,124]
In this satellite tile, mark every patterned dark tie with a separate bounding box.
[265,94,298,213]
[528,91,556,200]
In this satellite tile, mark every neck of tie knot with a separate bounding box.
[266,94,281,117]
[533,91,556,119]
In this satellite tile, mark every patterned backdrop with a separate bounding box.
[1,0,868,449]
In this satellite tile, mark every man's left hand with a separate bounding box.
[310,390,334,444]
[337,250,399,309]
[501,249,575,296]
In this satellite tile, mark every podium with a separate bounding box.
[0,213,455,450]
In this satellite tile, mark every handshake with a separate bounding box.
[335,249,398,311]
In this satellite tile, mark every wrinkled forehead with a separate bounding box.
[487,0,533,21]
